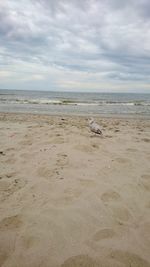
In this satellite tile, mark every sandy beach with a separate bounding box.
[0,112,150,267]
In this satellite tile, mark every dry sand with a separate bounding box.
[0,112,150,267]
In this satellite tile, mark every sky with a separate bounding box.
[0,0,150,92]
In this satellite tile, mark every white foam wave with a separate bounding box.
[0,97,150,107]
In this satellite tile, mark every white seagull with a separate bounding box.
[88,118,102,135]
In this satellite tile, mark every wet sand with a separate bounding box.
[0,113,150,267]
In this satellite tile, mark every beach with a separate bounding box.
[0,112,150,267]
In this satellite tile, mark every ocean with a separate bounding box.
[0,89,150,117]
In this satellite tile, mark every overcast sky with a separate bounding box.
[0,0,150,92]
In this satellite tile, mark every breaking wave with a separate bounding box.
[0,97,150,106]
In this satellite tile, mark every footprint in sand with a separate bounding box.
[37,154,68,180]
[57,153,68,168]
[53,188,82,206]
[0,253,9,266]
[93,228,116,242]
[139,174,150,192]
[109,250,150,267]
[102,124,108,128]
[5,172,16,179]
[4,155,16,164]
[5,147,15,152]
[105,135,113,138]
[91,143,99,149]
[37,166,55,179]
[0,180,11,192]
[63,189,82,203]
[20,152,32,159]
[101,190,121,203]
[20,152,37,161]
[142,138,150,143]
[0,177,26,200]
[139,128,144,132]
[146,200,150,209]
[19,138,33,146]
[141,174,150,180]
[49,136,64,144]
[114,129,120,132]
[126,148,138,152]
[139,222,150,247]
[74,144,94,153]
[115,157,131,164]
[0,215,22,230]
[21,235,38,249]
[112,206,131,222]
[79,178,96,187]
[0,171,17,181]
[64,187,82,196]
[61,254,99,267]
[142,181,150,191]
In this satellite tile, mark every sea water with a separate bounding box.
[0,89,150,117]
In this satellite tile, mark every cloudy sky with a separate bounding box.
[0,0,150,92]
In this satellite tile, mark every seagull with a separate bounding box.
[88,118,102,135]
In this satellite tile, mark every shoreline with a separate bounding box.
[0,111,150,121]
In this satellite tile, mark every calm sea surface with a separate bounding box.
[0,89,150,117]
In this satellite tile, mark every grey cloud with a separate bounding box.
[0,0,150,90]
